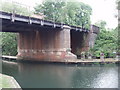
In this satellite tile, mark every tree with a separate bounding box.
[116,0,120,9]
[0,1,33,16]
[91,21,117,58]
[34,0,92,29]
[0,32,17,56]
[116,0,120,56]
[34,0,66,22]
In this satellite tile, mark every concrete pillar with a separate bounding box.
[17,25,76,62]
[89,25,100,48]
[71,30,87,57]
[71,25,99,58]
[81,25,99,52]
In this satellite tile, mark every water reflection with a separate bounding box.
[92,67,118,88]
[2,60,118,88]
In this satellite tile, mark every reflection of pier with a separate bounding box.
[17,63,74,88]
[1,11,99,61]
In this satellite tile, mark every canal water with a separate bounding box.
[2,60,119,88]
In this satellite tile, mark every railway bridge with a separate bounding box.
[0,11,99,62]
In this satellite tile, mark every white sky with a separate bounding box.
[79,0,118,29]
[8,0,118,29]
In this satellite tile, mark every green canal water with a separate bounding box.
[2,60,119,88]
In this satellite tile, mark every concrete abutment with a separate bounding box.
[17,26,77,61]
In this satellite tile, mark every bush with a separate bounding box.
[0,32,17,56]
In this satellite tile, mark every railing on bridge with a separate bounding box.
[0,0,90,31]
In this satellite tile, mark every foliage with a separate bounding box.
[34,0,92,29]
[116,0,120,9]
[0,1,33,16]
[0,32,17,56]
[90,21,118,58]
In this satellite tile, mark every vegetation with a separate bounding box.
[0,1,32,16]
[116,0,120,9]
[90,21,118,58]
[0,74,18,88]
[116,0,120,56]
[34,0,92,29]
[0,32,17,56]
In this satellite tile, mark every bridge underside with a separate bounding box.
[71,30,89,57]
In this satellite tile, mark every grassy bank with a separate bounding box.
[0,73,21,88]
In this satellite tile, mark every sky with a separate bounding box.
[7,0,118,29]
[79,0,118,29]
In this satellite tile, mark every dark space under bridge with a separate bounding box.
[0,11,99,62]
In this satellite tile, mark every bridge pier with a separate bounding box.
[71,25,99,58]
[71,30,88,57]
[17,25,77,61]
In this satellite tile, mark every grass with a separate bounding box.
[0,73,15,88]
[2,76,12,88]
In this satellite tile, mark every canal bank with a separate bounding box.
[1,55,120,65]
[0,73,21,89]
